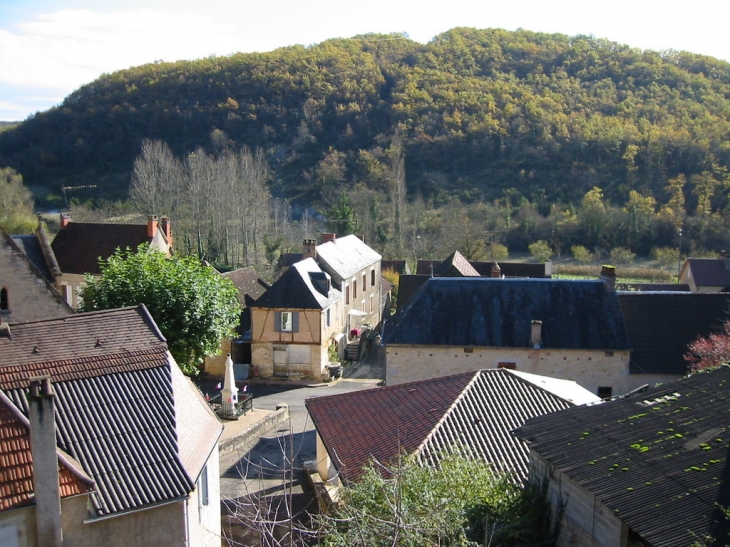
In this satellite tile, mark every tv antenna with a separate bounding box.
[61,185,97,209]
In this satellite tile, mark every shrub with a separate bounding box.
[571,245,593,264]
[528,240,552,262]
[651,246,680,267]
[609,247,636,266]
[486,242,509,261]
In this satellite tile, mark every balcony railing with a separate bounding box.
[209,393,253,420]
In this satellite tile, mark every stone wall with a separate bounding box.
[386,345,631,396]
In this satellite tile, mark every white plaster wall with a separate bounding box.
[187,445,222,547]
[0,505,35,547]
[385,345,631,396]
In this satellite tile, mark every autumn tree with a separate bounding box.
[684,321,730,373]
[0,167,36,233]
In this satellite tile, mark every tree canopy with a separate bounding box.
[79,245,240,374]
[4,28,730,213]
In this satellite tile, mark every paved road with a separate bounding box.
[219,378,380,545]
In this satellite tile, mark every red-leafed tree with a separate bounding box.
[684,321,730,373]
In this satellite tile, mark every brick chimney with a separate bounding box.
[160,216,173,247]
[28,376,63,547]
[530,320,543,349]
[147,215,159,238]
[321,233,336,244]
[491,262,501,278]
[600,265,616,291]
[59,213,71,229]
[303,238,317,259]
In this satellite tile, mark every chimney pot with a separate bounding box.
[600,265,616,290]
[147,215,159,238]
[59,213,71,229]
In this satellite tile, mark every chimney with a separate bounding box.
[491,263,501,278]
[530,320,543,349]
[59,213,71,229]
[303,238,317,259]
[28,376,63,547]
[600,265,616,291]
[0,322,10,338]
[160,216,173,247]
[147,215,158,238]
[321,233,336,244]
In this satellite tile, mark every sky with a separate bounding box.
[1,0,730,121]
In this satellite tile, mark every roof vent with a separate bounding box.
[95,339,103,347]
[32,346,40,354]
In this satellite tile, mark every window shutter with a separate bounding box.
[274,311,282,332]
[292,312,300,332]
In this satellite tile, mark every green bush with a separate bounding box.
[571,245,593,264]
[486,242,509,261]
[529,240,552,262]
[609,247,636,266]
[651,246,680,267]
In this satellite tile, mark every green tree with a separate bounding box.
[529,240,553,262]
[571,245,593,264]
[609,247,636,266]
[79,245,240,374]
[0,167,36,234]
[318,452,560,547]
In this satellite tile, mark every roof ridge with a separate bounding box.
[414,370,480,456]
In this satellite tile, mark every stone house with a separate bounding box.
[679,256,730,292]
[0,227,73,323]
[306,368,599,489]
[383,277,632,397]
[250,258,343,378]
[30,213,173,308]
[0,305,222,547]
[515,367,730,547]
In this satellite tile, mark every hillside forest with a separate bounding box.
[3,28,730,270]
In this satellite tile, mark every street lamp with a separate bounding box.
[677,228,683,283]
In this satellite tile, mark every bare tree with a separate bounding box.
[129,139,182,215]
[386,131,407,257]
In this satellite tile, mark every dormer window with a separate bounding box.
[0,288,8,310]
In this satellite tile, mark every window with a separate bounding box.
[597,386,613,399]
[326,308,331,327]
[370,295,374,314]
[200,464,209,506]
[371,268,375,286]
[345,286,350,305]
[0,288,7,310]
[281,312,293,332]
[497,362,516,369]
[353,280,357,299]
[363,273,367,292]
[276,311,299,333]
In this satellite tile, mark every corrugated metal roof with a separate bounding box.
[384,278,630,350]
[0,307,218,518]
[316,235,381,282]
[307,369,580,483]
[516,367,730,547]
[0,390,93,510]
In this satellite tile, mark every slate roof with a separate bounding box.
[0,228,73,323]
[515,367,730,547]
[316,235,381,283]
[0,389,94,510]
[384,278,631,350]
[0,306,220,518]
[683,258,730,289]
[416,259,550,278]
[619,292,730,375]
[222,266,270,307]
[251,258,341,310]
[307,369,588,483]
[51,222,156,275]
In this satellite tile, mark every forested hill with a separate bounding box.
[3,27,730,210]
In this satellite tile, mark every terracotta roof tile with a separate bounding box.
[51,222,153,275]
[307,369,580,483]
